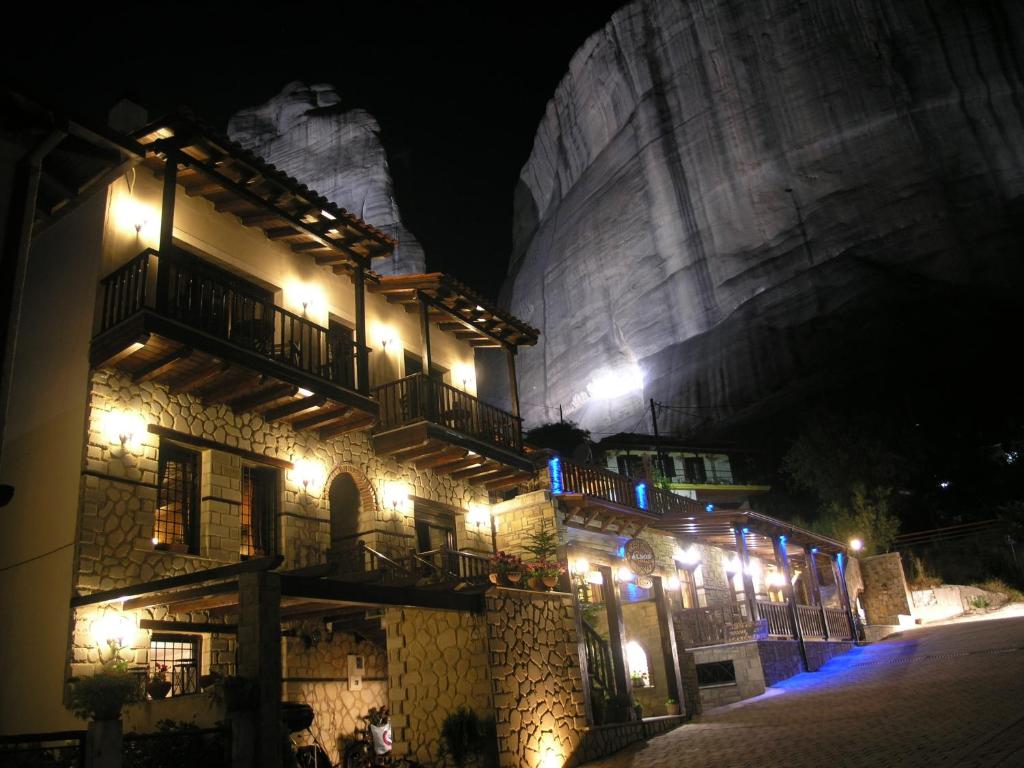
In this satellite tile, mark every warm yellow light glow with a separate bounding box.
[617,566,633,583]
[587,364,644,400]
[102,409,147,450]
[453,362,476,391]
[746,559,762,578]
[284,280,325,319]
[666,574,680,591]
[765,572,787,589]
[538,751,563,768]
[724,556,741,574]
[373,323,398,352]
[537,734,564,768]
[570,556,589,575]
[382,480,412,515]
[850,538,864,552]
[292,458,326,495]
[586,570,604,585]
[112,194,159,242]
[673,545,701,566]
[91,612,133,650]
[467,503,491,528]
[297,388,314,398]
[320,209,336,221]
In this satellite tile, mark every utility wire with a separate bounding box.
[0,541,74,573]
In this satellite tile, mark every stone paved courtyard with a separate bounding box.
[582,607,1024,768]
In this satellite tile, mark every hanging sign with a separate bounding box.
[625,538,656,576]
[634,575,654,589]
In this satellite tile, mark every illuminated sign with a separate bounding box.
[625,538,656,576]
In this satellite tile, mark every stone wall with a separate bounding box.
[756,640,805,686]
[385,607,492,764]
[570,716,686,766]
[283,623,388,763]
[491,490,561,557]
[804,641,855,672]
[485,588,586,768]
[691,641,766,709]
[860,553,912,625]
[620,600,669,717]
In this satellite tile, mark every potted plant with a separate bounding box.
[630,671,650,689]
[665,698,681,716]
[67,668,141,721]
[528,559,565,590]
[606,693,633,723]
[489,551,523,585]
[146,664,172,700]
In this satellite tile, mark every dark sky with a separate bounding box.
[3,2,626,299]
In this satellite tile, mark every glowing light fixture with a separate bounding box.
[297,388,314,398]
[91,611,133,655]
[724,556,741,574]
[320,209,336,221]
[586,570,604,585]
[673,545,701,566]
[635,482,648,511]
[382,481,412,515]
[705,503,715,512]
[766,572,787,589]
[617,566,634,583]
[466,503,490,529]
[374,323,397,352]
[849,538,864,552]
[548,456,563,495]
[586,364,644,400]
[102,409,146,451]
[570,556,590,576]
[293,458,326,495]
[453,362,476,391]
[666,574,680,590]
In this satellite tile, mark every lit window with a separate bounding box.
[154,442,199,553]
[625,641,651,688]
[241,465,278,558]
[149,634,199,697]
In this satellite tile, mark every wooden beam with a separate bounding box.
[468,467,519,487]
[90,334,150,369]
[484,474,529,492]
[292,407,351,431]
[132,347,193,383]
[265,226,301,241]
[278,574,483,613]
[415,448,468,470]
[320,414,374,440]
[167,360,231,395]
[450,462,501,481]
[123,582,238,612]
[139,619,238,635]
[431,455,485,475]
[391,441,444,463]
[262,395,327,421]
[71,556,282,608]
[228,383,298,412]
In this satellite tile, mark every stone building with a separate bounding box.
[0,94,860,768]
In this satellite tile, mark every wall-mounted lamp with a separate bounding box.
[382,481,412,516]
[673,545,701,567]
[292,458,325,496]
[102,409,147,453]
[724,556,741,574]
[466,503,491,529]
[616,565,634,583]
[91,611,134,663]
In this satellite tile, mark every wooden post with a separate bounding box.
[238,571,282,768]
[156,150,178,313]
[833,552,859,641]
[804,546,829,638]
[733,528,759,621]
[417,291,433,373]
[772,536,808,671]
[505,346,520,420]
[570,586,595,725]
[354,260,368,394]
[653,575,686,717]
[597,564,633,712]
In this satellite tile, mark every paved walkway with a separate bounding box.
[583,606,1024,767]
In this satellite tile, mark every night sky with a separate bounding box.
[3,2,626,299]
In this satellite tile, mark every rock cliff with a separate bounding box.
[501,0,1024,437]
[228,82,424,275]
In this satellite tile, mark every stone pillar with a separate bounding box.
[238,571,282,768]
[772,536,808,672]
[85,719,122,768]
[597,564,633,712]
[733,528,759,621]
[652,576,685,716]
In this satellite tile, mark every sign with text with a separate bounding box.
[625,538,656,576]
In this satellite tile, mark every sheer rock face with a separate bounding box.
[501,0,1024,436]
[227,82,424,275]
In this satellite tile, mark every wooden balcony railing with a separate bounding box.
[417,545,491,584]
[581,620,615,696]
[647,484,704,516]
[555,457,638,508]
[824,606,854,640]
[375,373,523,453]
[675,606,739,647]
[755,599,794,638]
[796,604,826,639]
[98,248,369,393]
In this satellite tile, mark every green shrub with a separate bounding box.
[123,720,227,768]
[969,595,990,610]
[66,670,140,721]
[973,578,1024,603]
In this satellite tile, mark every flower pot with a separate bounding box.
[666,703,681,716]
[528,576,544,591]
[505,572,522,585]
[488,573,499,585]
[147,679,171,700]
[541,575,558,590]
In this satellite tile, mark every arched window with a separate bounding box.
[625,641,651,688]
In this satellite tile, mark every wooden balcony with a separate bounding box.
[90,248,377,438]
[371,373,534,490]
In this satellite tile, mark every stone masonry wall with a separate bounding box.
[485,587,586,768]
[691,641,766,708]
[492,490,561,558]
[385,607,492,764]
[620,600,669,717]
[860,552,912,625]
[283,624,388,764]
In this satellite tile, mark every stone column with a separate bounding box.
[85,719,122,768]
[237,571,282,768]
[772,536,808,672]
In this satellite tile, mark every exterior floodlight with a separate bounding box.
[849,538,863,552]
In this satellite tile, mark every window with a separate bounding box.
[241,465,278,558]
[616,454,644,478]
[678,567,698,609]
[683,457,706,483]
[149,634,199,696]
[696,660,736,687]
[658,454,676,481]
[155,442,200,553]
[625,641,651,688]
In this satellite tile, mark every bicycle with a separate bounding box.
[342,707,423,768]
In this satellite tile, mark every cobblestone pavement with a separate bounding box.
[582,608,1024,768]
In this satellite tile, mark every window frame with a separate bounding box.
[149,632,200,697]
[155,440,201,554]
[240,463,279,559]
